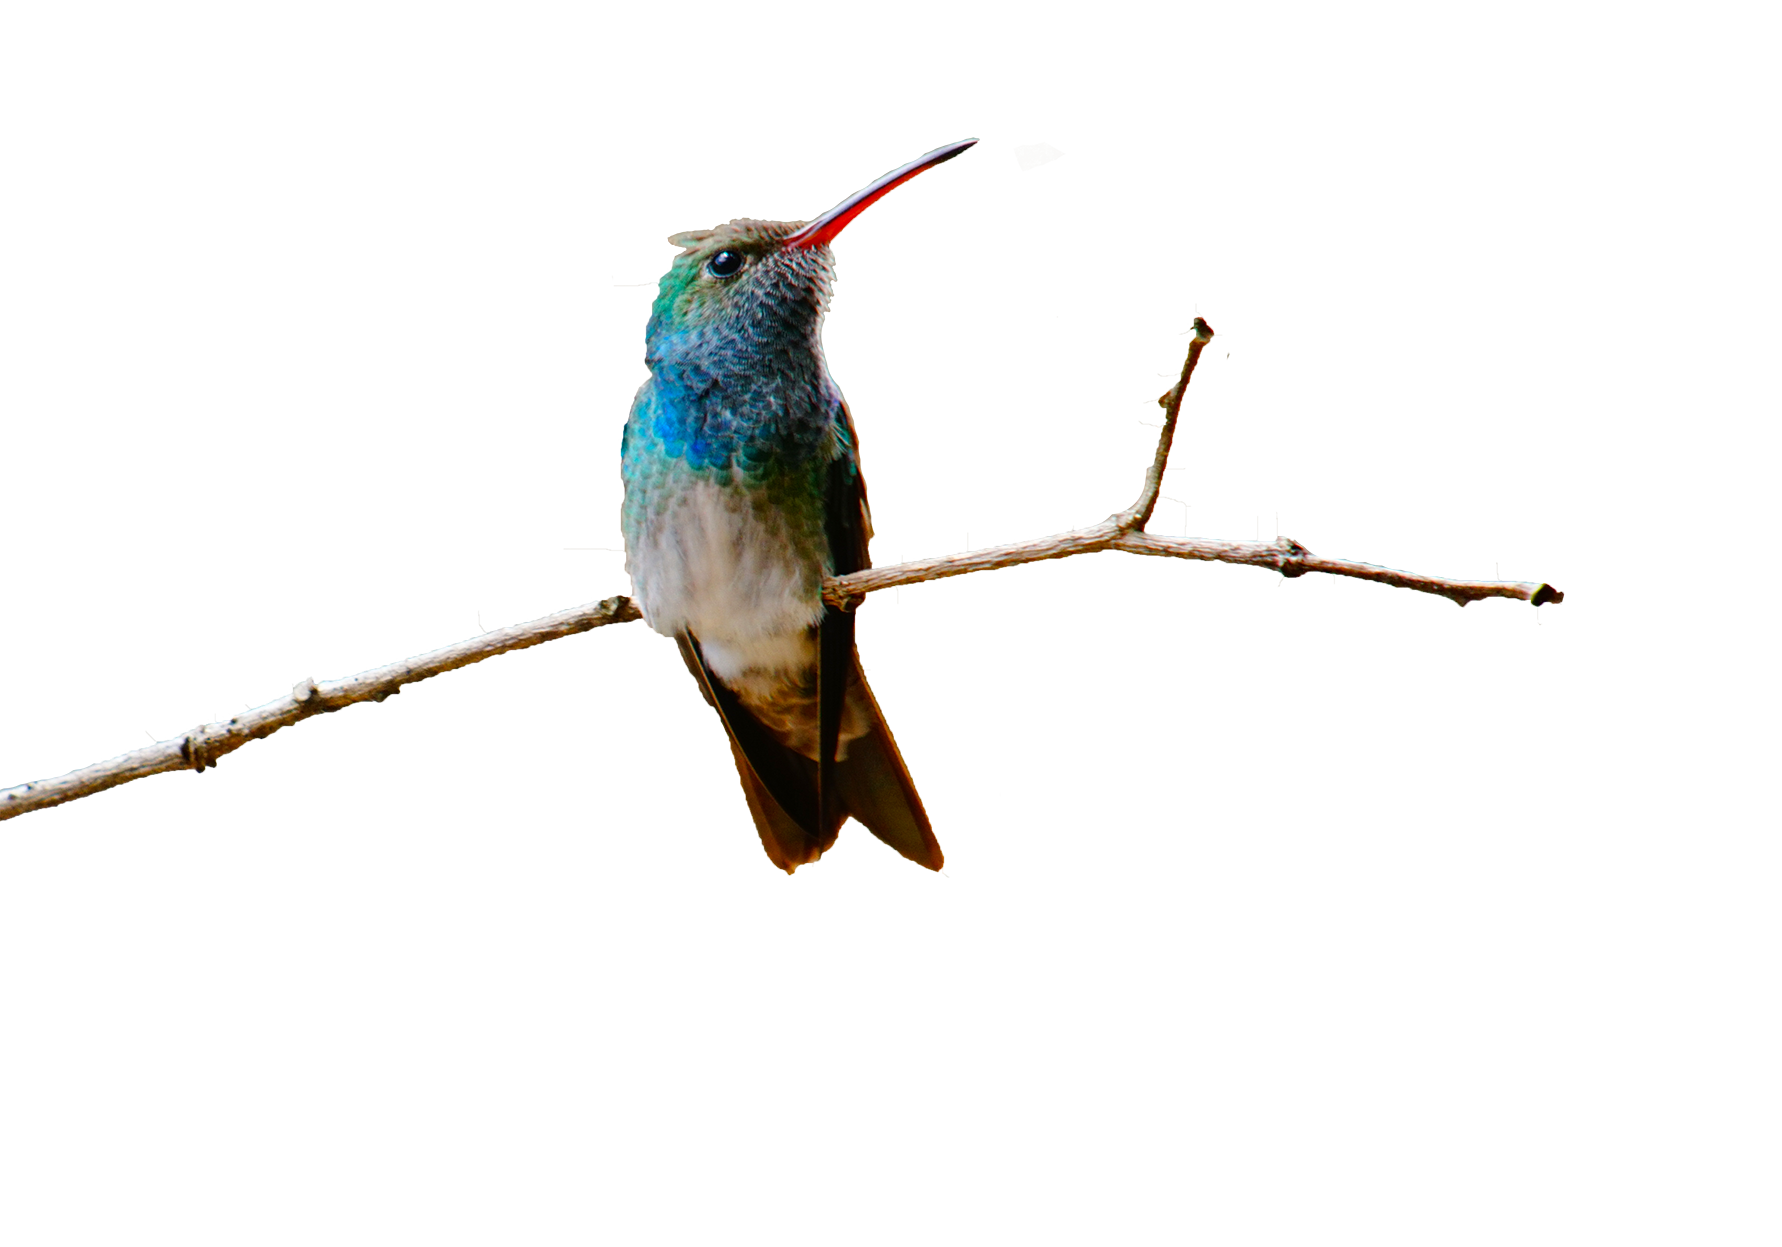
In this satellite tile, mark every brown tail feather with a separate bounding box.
[676,634,939,872]
[676,635,840,871]
[835,658,942,870]
[724,741,834,873]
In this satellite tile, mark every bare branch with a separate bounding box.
[3,321,1563,823]
[824,314,1560,612]
[1,596,641,822]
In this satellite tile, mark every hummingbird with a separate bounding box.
[620,139,975,873]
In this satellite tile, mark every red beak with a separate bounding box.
[782,139,978,250]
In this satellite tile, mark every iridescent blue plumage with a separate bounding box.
[621,225,836,667]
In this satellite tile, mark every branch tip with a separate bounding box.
[1273,536,1312,577]
[1123,324,1214,532]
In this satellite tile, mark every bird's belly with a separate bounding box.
[625,474,825,680]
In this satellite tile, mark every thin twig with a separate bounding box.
[1116,316,1214,531]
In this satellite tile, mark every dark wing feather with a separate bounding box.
[823,401,943,871]
[825,400,875,577]
[676,635,838,872]
[820,408,871,833]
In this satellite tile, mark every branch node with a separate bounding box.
[293,677,320,704]
[1273,536,1312,578]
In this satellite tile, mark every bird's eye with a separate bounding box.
[706,249,744,278]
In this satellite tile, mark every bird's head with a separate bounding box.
[645,140,976,367]
[646,217,826,360]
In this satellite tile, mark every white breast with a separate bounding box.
[626,475,825,681]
